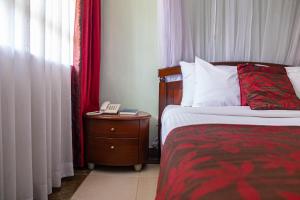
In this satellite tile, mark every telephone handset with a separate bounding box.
[100,101,121,114]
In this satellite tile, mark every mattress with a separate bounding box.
[161,105,300,145]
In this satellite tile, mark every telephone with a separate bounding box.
[100,101,121,114]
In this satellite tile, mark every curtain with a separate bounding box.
[158,0,300,66]
[72,0,101,167]
[0,0,74,199]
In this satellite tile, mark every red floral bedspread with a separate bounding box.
[156,124,300,200]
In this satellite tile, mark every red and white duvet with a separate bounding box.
[157,106,300,200]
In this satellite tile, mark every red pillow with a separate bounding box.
[237,63,300,110]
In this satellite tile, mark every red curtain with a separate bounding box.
[72,0,101,167]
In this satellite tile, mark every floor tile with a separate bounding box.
[139,164,160,178]
[136,177,158,200]
[49,169,90,200]
[71,164,160,200]
[71,175,138,200]
[89,165,141,177]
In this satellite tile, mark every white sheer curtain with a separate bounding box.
[0,0,75,199]
[158,0,300,66]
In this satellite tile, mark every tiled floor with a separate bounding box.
[49,170,91,200]
[71,164,160,200]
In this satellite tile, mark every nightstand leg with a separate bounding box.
[134,164,142,171]
[88,163,95,170]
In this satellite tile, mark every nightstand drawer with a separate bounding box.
[85,112,151,168]
[88,138,139,165]
[86,119,139,138]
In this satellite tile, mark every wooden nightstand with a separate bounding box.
[84,112,151,171]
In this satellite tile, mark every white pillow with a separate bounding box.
[286,67,300,98]
[192,57,240,107]
[180,61,195,106]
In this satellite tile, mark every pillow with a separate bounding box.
[286,67,300,98]
[238,64,287,106]
[192,57,240,107]
[180,61,195,106]
[238,64,300,110]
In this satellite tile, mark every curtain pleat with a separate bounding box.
[159,0,300,66]
[72,0,101,167]
[0,81,3,200]
[0,0,74,198]
[0,48,18,200]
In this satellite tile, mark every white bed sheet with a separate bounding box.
[161,105,300,145]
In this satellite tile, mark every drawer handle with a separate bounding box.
[110,128,115,132]
[110,145,115,150]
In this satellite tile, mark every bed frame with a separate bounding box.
[157,61,288,154]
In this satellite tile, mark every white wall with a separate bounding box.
[101,0,160,146]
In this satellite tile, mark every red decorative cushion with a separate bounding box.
[237,63,300,110]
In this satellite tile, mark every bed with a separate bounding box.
[156,62,300,200]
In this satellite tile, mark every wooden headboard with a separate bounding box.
[157,61,288,152]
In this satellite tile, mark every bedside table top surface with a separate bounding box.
[85,111,151,120]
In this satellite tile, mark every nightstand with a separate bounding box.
[84,112,151,171]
